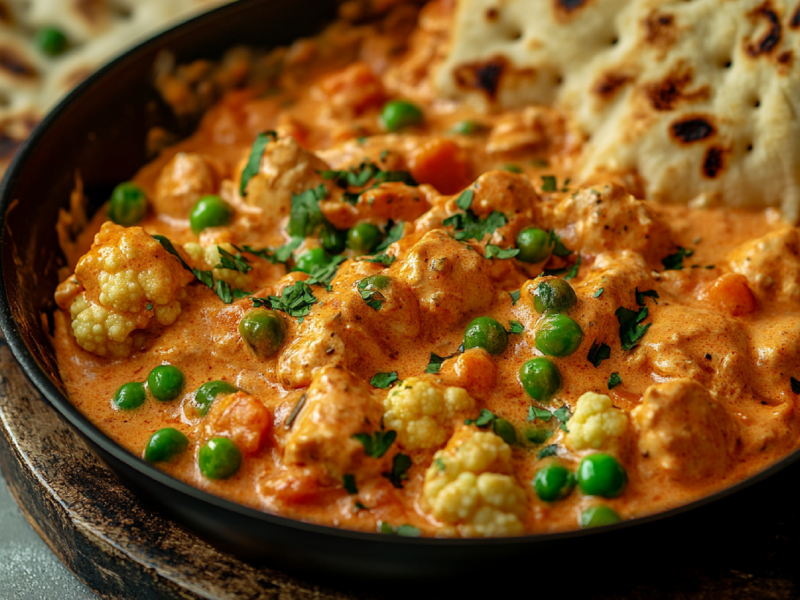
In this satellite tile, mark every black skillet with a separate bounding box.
[1,0,799,588]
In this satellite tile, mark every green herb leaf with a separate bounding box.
[553,406,572,432]
[375,220,404,253]
[705,264,716,269]
[661,247,695,271]
[354,501,368,511]
[258,280,318,321]
[359,253,396,266]
[502,164,523,173]
[216,246,252,274]
[382,452,412,488]
[564,255,582,280]
[305,255,346,290]
[370,371,399,389]
[434,457,446,472]
[465,408,496,427]
[240,131,277,195]
[397,524,421,537]
[541,175,557,192]
[271,237,303,264]
[343,474,358,494]
[378,522,395,534]
[527,406,552,422]
[587,340,611,367]
[527,428,552,445]
[510,289,521,305]
[485,244,520,260]
[549,230,573,257]
[448,120,485,135]
[608,372,622,390]
[616,305,651,351]
[455,189,474,210]
[288,185,329,238]
[353,430,397,458]
[357,278,386,311]
[635,288,659,306]
[508,320,524,335]
[425,351,459,374]
[445,209,507,243]
[593,287,604,298]
[537,444,558,459]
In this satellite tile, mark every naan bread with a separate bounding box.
[0,0,233,171]
[436,0,800,222]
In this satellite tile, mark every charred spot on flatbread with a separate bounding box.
[703,146,726,179]
[643,64,710,112]
[670,116,716,145]
[593,70,633,100]
[554,0,591,20]
[791,1,800,27]
[453,55,508,100]
[643,11,677,50]
[744,1,782,57]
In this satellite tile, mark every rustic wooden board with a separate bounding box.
[1,331,799,600]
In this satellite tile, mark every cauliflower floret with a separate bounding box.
[383,378,475,450]
[422,428,527,537]
[61,222,193,357]
[183,242,249,289]
[566,392,628,452]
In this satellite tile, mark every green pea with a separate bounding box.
[35,26,68,57]
[112,382,146,410]
[144,428,189,463]
[533,464,575,502]
[463,316,508,356]
[380,100,423,131]
[359,275,392,290]
[239,308,285,357]
[515,228,552,264]
[194,380,238,416]
[519,357,561,402]
[189,194,234,234]
[321,224,347,254]
[535,313,583,357]
[294,248,331,274]
[147,365,184,402]
[347,223,383,254]
[199,437,242,479]
[577,453,628,498]
[580,505,622,528]
[492,418,517,445]
[533,278,577,313]
[108,182,147,226]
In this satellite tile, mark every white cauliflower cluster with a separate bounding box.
[566,392,628,451]
[58,222,193,357]
[183,242,250,289]
[422,428,527,537]
[383,378,476,450]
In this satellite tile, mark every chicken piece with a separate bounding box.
[632,379,739,482]
[55,222,193,357]
[549,183,673,266]
[728,227,800,305]
[422,427,527,537]
[486,106,564,155]
[283,366,389,483]
[746,315,800,404]
[316,61,386,117]
[153,152,220,218]
[204,391,273,456]
[393,230,495,334]
[238,136,330,224]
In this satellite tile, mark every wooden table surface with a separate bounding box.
[1,333,798,599]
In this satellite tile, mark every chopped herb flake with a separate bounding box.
[240,131,277,195]
[527,428,552,445]
[527,406,552,422]
[255,280,317,321]
[593,288,604,298]
[434,457,446,472]
[455,189,474,210]
[382,452,412,488]
[608,372,622,390]
[465,408,496,427]
[375,221,404,252]
[635,288,659,306]
[443,209,507,243]
[509,320,524,335]
[305,255,346,290]
[587,340,611,367]
[359,253,395,266]
[549,230,573,258]
[343,474,358,495]
[564,255,582,280]
[216,246,252,274]
[553,406,572,432]
[616,304,651,351]
[353,430,397,459]
[537,444,558,459]
[485,244,520,260]
[425,351,459,374]
[510,289,521,305]
[661,247,695,271]
[370,371,399,389]
[541,175,557,192]
[288,185,329,238]
[357,278,386,311]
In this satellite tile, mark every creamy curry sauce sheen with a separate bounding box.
[52,1,800,536]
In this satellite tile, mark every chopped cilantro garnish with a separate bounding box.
[527,428,552,445]
[380,149,389,163]
[448,120,485,135]
[382,452,412,488]
[343,474,358,495]
[530,158,549,167]
[561,178,571,192]
[443,209,507,243]
[465,408,496,427]
[502,164,523,173]
[792,377,800,394]
[370,371,399,389]
[305,255,346,290]
[375,221,404,253]
[608,372,622,390]
[564,255,582,280]
[359,253,395,266]
[455,189,474,210]
[587,340,611,367]
[379,522,421,536]
[239,131,277,195]
[549,230,573,257]
[705,264,716,269]
[552,406,572,432]
[216,246,252,274]
[593,287,604,298]
[255,280,317,322]
[537,444,558,459]
[357,278,386,311]
[425,351,459,374]
[616,304,651,351]
[661,247,694,271]
[527,406,552,422]
[434,457,446,472]
[509,320,524,334]
[354,501,368,511]
[541,175,557,192]
[485,244,520,260]
[320,161,417,207]
[145,303,153,311]
[353,430,396,459]
[288,185,329,238]
[635,288,659,306]
[510,289,521,305]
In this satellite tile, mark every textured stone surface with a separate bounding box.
[0,332,799,599]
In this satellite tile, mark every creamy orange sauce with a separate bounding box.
[52,1,800,536]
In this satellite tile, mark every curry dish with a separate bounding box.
[52,1,800,537]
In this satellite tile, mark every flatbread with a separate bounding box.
[0,0,233,171]
[435,0,800,223]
